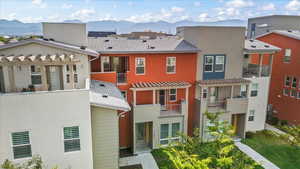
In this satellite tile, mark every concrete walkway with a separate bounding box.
[235,141,280,169]
[265,123,286,135]
[119,153,159,169]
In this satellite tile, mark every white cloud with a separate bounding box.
[62,3,73,9]
[216,7,240,17]
[71,9,95,20]
[226,0,254,8]
[171,6,185,13]
[260,3,276,11]
[128,1,134,6]
[32,0,47,8]
[286,0,300,11]
[198,13,210,22]
[194,2,201,7]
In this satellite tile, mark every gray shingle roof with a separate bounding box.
[90,80,130,111]
[0,39,99,57]
[88,36,199,54]
[244,39,281,54]
[272,30,300,41]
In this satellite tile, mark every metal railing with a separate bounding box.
[117,72,127,84]
[243,64,270,77]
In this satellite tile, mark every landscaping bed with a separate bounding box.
[242,130,300,169]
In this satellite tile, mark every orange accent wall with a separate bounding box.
[91,72,117,84]
[91,53,197,148]
[258,33,300,124]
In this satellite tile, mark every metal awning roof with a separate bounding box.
[130,81,191,90]
[244,39,281,54]
[198,78,251,87]
[0,54,79,64]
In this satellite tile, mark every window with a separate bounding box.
[204,56,214,72]
[250,83,258,97]
[166,57,176,73]
[292,77,297,88]
[136,58,145,75]
[283,88,289,96]
[101,56,111,72]
[240,84,247,98]
[285,76,291,87]
[160,123,181,145]
[160,124,169,145]
[30,65,42,85]
[11,131,32,159]
[73,65,77,72]
[63,126,80,152]
[66,74,70,83]
[202,88,208,99]
[297,92,300,99]
[215,56,225,72]
[169,89,177,101]
[284,49,291,63]
[248,110,255,121]
[291,90,297,98]
[250,23,256,39]
[74,74,78,83]
[66,65,70,72]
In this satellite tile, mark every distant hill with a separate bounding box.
[0,19,247,36]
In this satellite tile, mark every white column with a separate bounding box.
[133,90,136,107]
[231,86,234,99]
[258,54,263,77]
[184,87,189,135]
[152,90,156,105]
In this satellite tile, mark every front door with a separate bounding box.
[0,66,5,93]
[47,66,63,91]
[135,122,153,153]
[159,90,166,109]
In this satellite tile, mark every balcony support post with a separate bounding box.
[258,54,263,77]
[231,85,234,99]
[133,90,136,107]
[184,87,189,135]
[152,90,156,105]
[269,54,274,76]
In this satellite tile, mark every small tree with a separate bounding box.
[161,111,260,169]
[1,155,58,169]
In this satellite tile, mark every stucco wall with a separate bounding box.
[245,77,270,131]
[91,107,119,169]
[0,43,90,91]
[43,23,88,47]
[0,90,93,169]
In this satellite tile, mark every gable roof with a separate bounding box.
[90,80,130,111]
[88,36,200,54]
[0,39,99,57]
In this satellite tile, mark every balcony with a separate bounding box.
[243,64,270,78]
[160,100,186,116]
[226,98,248,114]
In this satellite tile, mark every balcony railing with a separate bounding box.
[207,99,227,109]
[243,64,270,78]
[117,72,127,84]
[160,104,182,116]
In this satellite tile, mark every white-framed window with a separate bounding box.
[240,84,247,98]
[285,76,291,87]
[101,56,111,72]
[166,57,176,74]
[74,74,78,83]
[248,110,255,121]
[73,64,77,73]
[292,77,297,88]
[169,89,177,101]
[202,88,208,99]
[135,58,145,75]
[250,83,258,97]
[160,123,181,145]
[204,56,214,72]
[291,90,297,98]
[121,91,127,100]
[11,131,32,159]
[283,88,289,96]
[66,74,70,83]
[30,65,42,85]
[63,126,80,152]
[215,55,225,72]
[66,65,70,72]
[284,49,292,63]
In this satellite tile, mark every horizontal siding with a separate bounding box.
[91,107,119,169]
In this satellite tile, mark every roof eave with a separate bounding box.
[97,49,200,54]
[90,102,131,111]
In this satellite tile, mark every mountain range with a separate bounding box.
[0,19,247,36]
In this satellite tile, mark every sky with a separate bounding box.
[0,0,300,23]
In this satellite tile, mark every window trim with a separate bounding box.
[63,126,81,153]
[250,83,259,97]
[285,76,291,87]
[204,55,214,73]
[135,57,145,75]
[30,65,42,85]
[284,48,292,63]
[169,89,177,102]
[248,110,255,121]
[101,56,111,72]
[166,57,176,74]
[215,55,225,72]
[292,77,297,88]
[11,130,32,160]
[159,122,181,146]
[290,90,297,98]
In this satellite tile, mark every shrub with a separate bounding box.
[269,116,279,126]
[245,132,255,139]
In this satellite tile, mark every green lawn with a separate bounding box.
[242,130,300,169]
